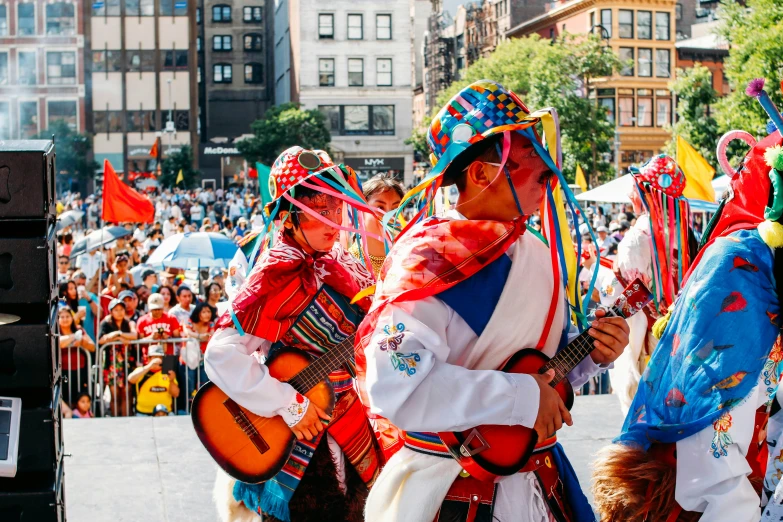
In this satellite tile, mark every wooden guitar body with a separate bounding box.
[438,349,574,482]
[438,278,652,482]
[191,348,335,484]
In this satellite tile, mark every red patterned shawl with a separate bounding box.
[216,232,374,341]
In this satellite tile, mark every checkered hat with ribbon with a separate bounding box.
[426,80,557,180]
[266,146,336,206]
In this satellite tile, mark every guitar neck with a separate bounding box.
[285,335,356,395]
[540,304,622,387]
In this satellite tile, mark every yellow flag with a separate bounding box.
[677,136,715,202]
[575,164,588,192]
[176,169,184,185]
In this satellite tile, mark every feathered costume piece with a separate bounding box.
[593,79,783,522]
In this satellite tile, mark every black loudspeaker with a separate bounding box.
[0,141,56,220]
[0,141,63,522]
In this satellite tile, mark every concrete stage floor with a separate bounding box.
[63,394,626,522]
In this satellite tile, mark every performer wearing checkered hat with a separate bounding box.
[355,80,630,521]
[204,146,387,522]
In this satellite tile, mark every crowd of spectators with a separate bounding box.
[56,185,263,419]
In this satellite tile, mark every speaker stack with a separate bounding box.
[0,141,64,522]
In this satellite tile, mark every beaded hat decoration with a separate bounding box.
[266,146,336,206]
[633,154,687,198]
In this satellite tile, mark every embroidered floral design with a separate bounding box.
[390,351,421,376]
[763,335,783,396]
[378,323,406,352]
[711,411,734,458]
[284,394,308,427]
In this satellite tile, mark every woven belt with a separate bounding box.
[404,431,558,461]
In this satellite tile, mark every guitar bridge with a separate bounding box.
[223,398,270,455]
[459,429,490,458]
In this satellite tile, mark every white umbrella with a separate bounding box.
[56,209,85,231]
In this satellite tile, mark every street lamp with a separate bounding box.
[164,79,176,155]
[589,24,610,41]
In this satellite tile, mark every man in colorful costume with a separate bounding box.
[356,80,630,521]
[204,146,385,522]
[593,78,783,522]
[610,155,693,416]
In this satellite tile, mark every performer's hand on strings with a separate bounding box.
[532,369,572,440]
[588,309,630,365]
[290,402,332,441]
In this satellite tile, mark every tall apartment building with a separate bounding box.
[196,0,273,185]
[274,0,414,185]
[0,0,88,140]
[508,0,678,172]
[89,0,198,175]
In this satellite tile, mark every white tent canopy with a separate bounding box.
[575,174,635,204]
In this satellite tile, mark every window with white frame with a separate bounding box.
[319,58,334,87]
[46,3,75,35]
[213,35,232,51]
[376,14,391,40]
[48,100,77,130]
[347,14,362,40]
[376,58,391,86]
[18,51,37,85]
[18,3,36,36]
[348,58,363,86]
[318,13,334,39]
[213,63,232,83]
[47,52,77,85]
[0,6,7,36]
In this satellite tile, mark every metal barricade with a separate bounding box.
[95,337,208,417]
[61,345,94,410]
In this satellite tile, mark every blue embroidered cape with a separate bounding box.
[617,229,781,450]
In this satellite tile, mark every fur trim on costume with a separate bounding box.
[213,437,368,522]
[591,444,699,522]
[759,220,783,249]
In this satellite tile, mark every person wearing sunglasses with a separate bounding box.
[356,80,630,522]
[205,147,384,522]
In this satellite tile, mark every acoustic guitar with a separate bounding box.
[438,278,653,482]
[191,333,357,484]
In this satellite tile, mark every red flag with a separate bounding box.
[149,138,159,159]
[101,160,155,224]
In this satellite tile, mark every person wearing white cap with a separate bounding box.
[136,293,182,357]
[595,225,617,256]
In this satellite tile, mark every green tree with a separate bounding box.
[408,34,622,186]
[716,0,783,136]
[160,145,200,189]
[237,103,331,166]
[664,64,720,167]
[35,119,98,181]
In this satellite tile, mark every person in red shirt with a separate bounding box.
[136,293,182,358]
